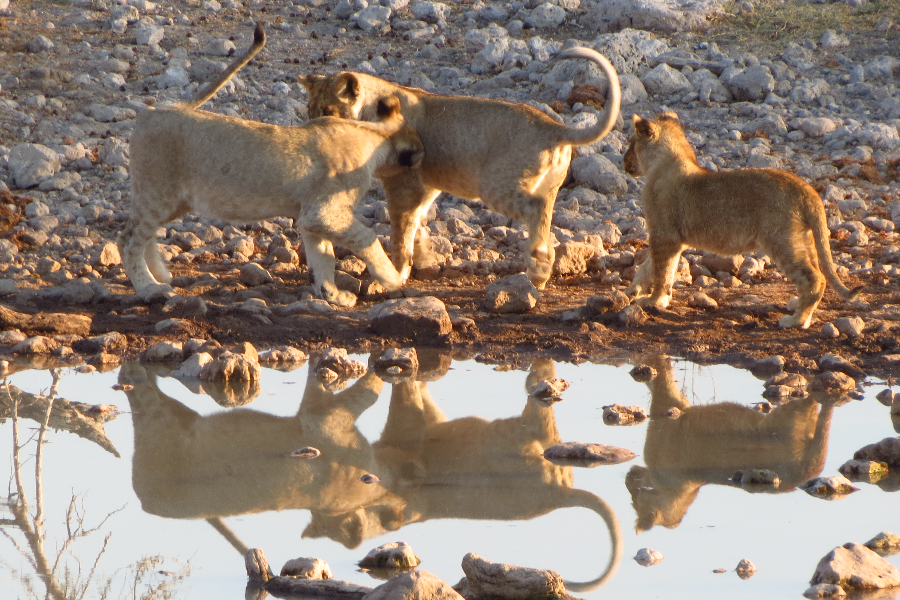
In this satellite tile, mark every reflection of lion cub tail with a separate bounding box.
[801,188,863,302]
[187,22,266,110]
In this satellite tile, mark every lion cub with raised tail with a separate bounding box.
[624,112,862,328]
[120,23,424,307]
[300,47,621,291]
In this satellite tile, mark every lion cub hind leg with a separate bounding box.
[626,255,654,299]
[382,172,441,282]
[774,242,826,329]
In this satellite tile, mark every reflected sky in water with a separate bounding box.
[1,352,898,599]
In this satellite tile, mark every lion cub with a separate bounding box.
[121,24,424,307]
[300,47,621,291]
[624,112,862,328]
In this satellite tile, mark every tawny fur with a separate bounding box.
[626,356,832,532]
[119,24,424,307]
[300,47,621,289]
[624,112,862,329]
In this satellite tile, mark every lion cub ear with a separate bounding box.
[333,73,361,101]
[632,114,659,139]
[376,96,402,120]
[298,74,324,92]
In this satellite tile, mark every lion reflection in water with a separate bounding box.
[120,355,620,590]
[626,356,834,532]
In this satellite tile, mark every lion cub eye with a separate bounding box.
[322,107,338,117]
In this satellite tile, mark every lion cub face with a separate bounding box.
[302,73,366,120]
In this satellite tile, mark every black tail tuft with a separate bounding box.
[254,22,266,46]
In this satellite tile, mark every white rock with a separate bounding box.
[135,25,164,46]
[641,63,691,96]
[354,6,391,33]
[526,3,566,28]
[634,548,664,566]
[810,543,900,589]
[172,352,213,377]
[8,143,61,188]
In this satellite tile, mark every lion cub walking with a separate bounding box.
[300,47,621,291]
[624,112,861,328]
[120,23,424,307]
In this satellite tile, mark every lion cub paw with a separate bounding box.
[326,289,358,308]
[778,314,811,329]
[635,295,671,309]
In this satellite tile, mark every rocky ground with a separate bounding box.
[0,0,899,381]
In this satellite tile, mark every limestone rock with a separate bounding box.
[318,348,367,379]
[13,335,58,355]
[809,543,900,589]
[280,557,332,579]
[365,571,463,600]
[200,351,261,381]
[810,371,856,393]
[803,583,847,599]
[799,475,859,499]
[542,442,636,465]
[171,352,214,378]
[854,437,900,466]
[865,532,900,557]
[484,274,540,314]
[369,296,452,338]
[634,548,663,567]
[9,143,61,188]
[736,559,757,579]
[258,346,307,366]
[619,303,648,327]
[602,404,647,425]
[142,341,184,362]
[528,378,570,399]
[586,291,629,316]
[240,263,274,287]
[359,542,421,569]
[458,553,568,600]
[552,241,596,276]
[838,459,889,483]
[737,469,780,487]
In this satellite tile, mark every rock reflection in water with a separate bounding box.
[626,355,834,532]
[121,353,622,591]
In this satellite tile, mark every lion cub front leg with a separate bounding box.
[119,215,169,298]
[300,230,358,308]
[634,242,682,309]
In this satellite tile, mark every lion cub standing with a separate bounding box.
[121,23,424,307]
[624,112,861,328]
[300,47,621,291]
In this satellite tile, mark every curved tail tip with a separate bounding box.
[254,21,266,45]
[848,285,864,301]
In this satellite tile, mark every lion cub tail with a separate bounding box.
[806,193,864,302]
[375,96,424,169]
[187,22,266,110]
[554,47,622,146]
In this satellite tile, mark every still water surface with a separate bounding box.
[1,353,897,599]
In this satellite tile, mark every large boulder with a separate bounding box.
[484,273,540,314]
[368,297,452,338]
[809,543,900,590]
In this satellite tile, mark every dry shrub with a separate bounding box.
[566,83,606,111]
